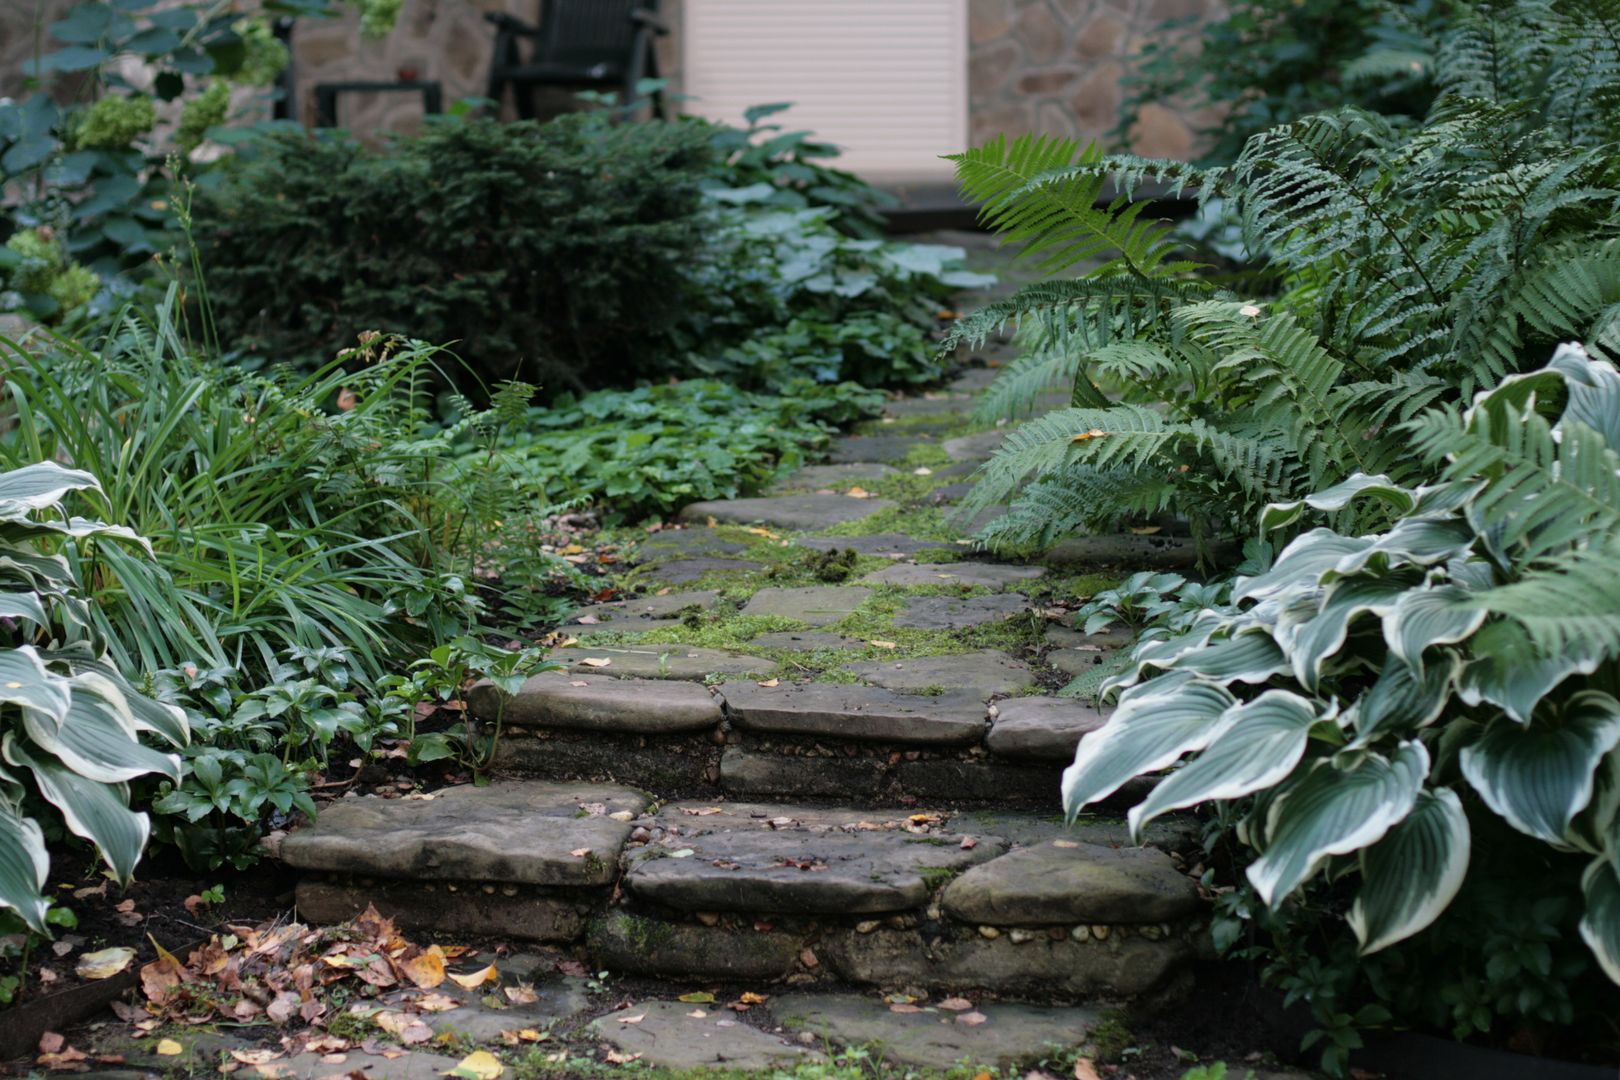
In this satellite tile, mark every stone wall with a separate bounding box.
[969,0,1217,159]
[5,1,1215,159]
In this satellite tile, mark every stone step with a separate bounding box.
[563,588,722,635]
[722,682,988,745]
[739,585,873,626]
[894,592,1030,629]
[474,672,722,733]
[796,533,956,558]
[985,696,1112,761]
[679,493,893,530]
[770,462,898,492]
[840,649,1035,699]
[858,560,1045,589]
[826,434,935,465]
[545,643,776,681]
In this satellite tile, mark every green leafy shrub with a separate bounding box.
[949,0,1620,564]
[192,114,717,389]
[0,462,188,930]
[1065,346,1620,1067]
[494,378,884,521]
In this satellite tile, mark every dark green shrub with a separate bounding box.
[192,114,715,389]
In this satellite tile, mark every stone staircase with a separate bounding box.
[271,261,1216,1072]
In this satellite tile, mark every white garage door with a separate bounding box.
[681,0,968,182]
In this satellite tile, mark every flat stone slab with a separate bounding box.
[592,1000,819,1071]
[281,781,648,885]
[546,644,776,681]
[634,528,748,564]
[623,802,1004,914]
[722,682,988,745]
[942,429,1006,463]
[827,435,932,464]
[860,561,1046,589]
[1043,533,1221,571]
[894,593,1029,629]
[295,879,587,941]
[883,393,973,418]
[942,841,1200,925]
[640,557,763,584]
[774,993,1098,1071]
[749,630,869,652]
[740,585,873,626]
[950,808,1199,853]
[986,696,1111,760]
[720,749,887,800]
[417,973,588,1042]
[566,589,721,633]
[589,912,803,980]
[478,672,721,733]
[947,368,1000,392]
[773,463,898,491]
[841,650,1036,700]
[1043,624,1134,678]
[798,533,953,558]
[680,494,895,531]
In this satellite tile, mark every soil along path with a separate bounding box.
[42,235,1264,1080]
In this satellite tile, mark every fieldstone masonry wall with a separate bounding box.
[4,0,1216,160]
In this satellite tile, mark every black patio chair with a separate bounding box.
[485,0,668,120]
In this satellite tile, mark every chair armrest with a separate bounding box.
[484,12,541,34]
[630,9,670,35]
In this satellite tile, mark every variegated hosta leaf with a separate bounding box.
[69,658,189,746]
[21,671,182,784]
[1579,855,1620,984]
[1460,692,1620,847]
[1351,652,1460,744]
[0,461,103,514]
[1553,343,1620,450]
[0,591,48,627]
[1384,584,1487,668]
[1334,518,1478,576]
[1247,740,1429,906]
[1259,474,1416,533]
[3,735,147,885]
[1127,690,1319,841]
[1062,675,1238,816]
[1234,529,1376,604]
[1174,628,1289,685]
[1349,788,1471,954]
[0,645,71,721]
[0,516,152,554]
[1456,620,1602,724]
[1279,573,1414,692]
[0,793,49,931]
[1104,611,1231,694]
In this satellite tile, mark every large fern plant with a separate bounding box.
[1066,345,1620,1009]
[948,0,1620,563]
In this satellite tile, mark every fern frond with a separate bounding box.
[1475,539,1620,658]
[941,275,1216,353]
[947,135,1200,279]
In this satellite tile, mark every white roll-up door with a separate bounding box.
[681,0,968,182]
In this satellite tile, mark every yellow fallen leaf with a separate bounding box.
[1052,839,1080,849]
[503,984,539,1005]
[448,963,497,990]
[756,678,780,687]
[580,657,613,668]
[744,527,780,540]
[155,1039,184,1056]
[557,544,585,556]
[75,946,135,980]
[569,847,593,858]
[846,487,872,499]
[229,1050,284,1066]
[399,947,446,989]
[1070,429,1106,443]
[1073,1057,1103,1080]
[444,1049,503,1080]
[737,991,769,1005]
[678,991,716,1003]
[869,640,898,650]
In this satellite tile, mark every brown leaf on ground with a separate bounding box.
[39,1032,64,1054]
[503,984,539,1005]
[956,1011,988,1026]
[1072,1058,1102,1080]
[937,997,974,1011]
[397,947,447,989]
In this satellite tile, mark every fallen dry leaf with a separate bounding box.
[617,1014,645,1025]
[756,678,780,687]
[569,847,593,858]
[956,1011,988,1026]
[39,1033,64,1054]
[938,997,974,1011]
[569,681,589,687]
[444,1049,503,1080]
[579,657,613,668]
[677,991,715,1003]
[737,991,769,1005]
[889,1003,924,1014]
[75,946,136,981]
[229,1050,284,1066]
[1052,839,1080,849]
[846,487,873,499]
[1073,1058,1103,1080]
[869,640,898,649]
[503,984,539,1005]
[448,963,497,990]
[604,1050,642,1065]
[155,1039,184,1056]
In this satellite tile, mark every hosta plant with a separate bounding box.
[1064,346,1620,1024]
[0,461,187,931]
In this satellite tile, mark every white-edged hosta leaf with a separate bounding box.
[1384,584,1486,668]
[1334,518,1476,575]
[1174,629,1288,685]
[3,735,146,884]
[1128,690,1318,840]
[1248,741,1428,906]
[1460,692,1620,847]
[1349,788,1470,954]
[1456,620,1601,724]
[0,461,102,513]
[0,794,49,931]
[68,658,188,746]
[0,645,70,721]
[1351,652,1460,744]
[1279,574,1413,692]
[0,591,47,627]
[21,672,181,784]
[1549,342,1620,449]
[1105,611,1230,692]
[0,516,152,553]
[1235,529,1376,604]
[1579,855,1620,984]
[1260,475,1415,532]
[1062,675,1238,816]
